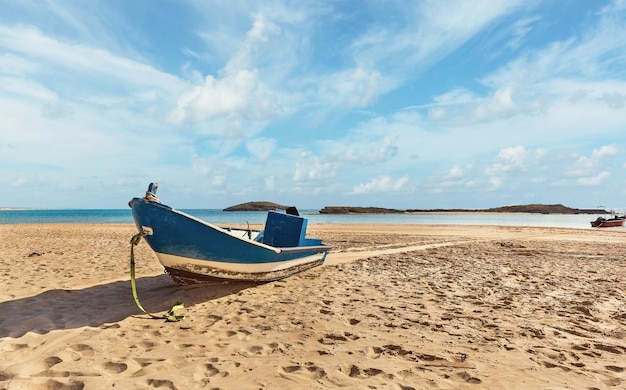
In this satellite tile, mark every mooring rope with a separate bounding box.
[130,233,184,322]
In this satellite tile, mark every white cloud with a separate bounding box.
[423,6,625,129]
[168,70,259,124]
[471,85,519,122]
[0,53,40,75]
[0,76,57,101]
[322,130,399,165]
[599,0,626,14]
[293,152,335,182]
[483,6,626,91]
[592,144,619,158]
[422,88,476,119]
[485,146,530,176]
[434,88,476,106]
[12,178,26,187]
[567,144,618,176]
[350,0,526,81]
[352,175,409,194]
[246,137,276,162]
[600,91,626,108]
[577,171,610,186]
[345,67,381,108]
[167,12,287,137]
[428,107,446,121]
[449,165,463,178]
[424,82,548,126]
[312,66,384,115]
[506,16,541,50]
[0,25,182,94]
[192,154,211,176]
[223,12,281,75]
[489,176,503,189]
[431,163,478,192]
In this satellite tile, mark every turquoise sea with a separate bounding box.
[0,208,613,229]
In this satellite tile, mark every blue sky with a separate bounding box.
[2,0,626,210]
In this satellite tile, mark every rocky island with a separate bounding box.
[226,202,608,214]
[319,206,403,214]
[223,201,291,212]
[320,204,606,214]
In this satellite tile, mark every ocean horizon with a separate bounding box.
[0,208,616,229]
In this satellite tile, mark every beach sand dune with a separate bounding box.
[1,224,624,389]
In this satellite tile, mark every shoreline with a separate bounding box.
[1,207,617,230]
[1,224,624,388]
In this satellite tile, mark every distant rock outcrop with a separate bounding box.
[319,204,606,215]
[318,206,403,214]
[223,201,290,212]
[479,204,603,214]
[227,202,606,214]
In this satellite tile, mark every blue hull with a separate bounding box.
[129,197,331,283]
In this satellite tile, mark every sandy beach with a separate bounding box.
[0,223,625,389]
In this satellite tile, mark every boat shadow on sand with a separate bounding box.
[0,274,261,338]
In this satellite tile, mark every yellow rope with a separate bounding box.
[130,233,184,322]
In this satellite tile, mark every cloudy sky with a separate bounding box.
[2,0,626,210]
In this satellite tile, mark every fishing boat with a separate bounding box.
[128,183,332,285]
[590,215,626,228]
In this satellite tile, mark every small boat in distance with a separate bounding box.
[590,214,626,228]
[129,183,332,285]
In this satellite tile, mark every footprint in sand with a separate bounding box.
[458,371,482,384]
[100,323,121,330]
[134,340,162,351]
[70,344,95,357]
[368,346,384,357]
[3,343,29,352]
[364,368,386,377]
[44,356,63,368]
[102,361,128,373]
[43,379,85,390]
[318,332,360,345]
[339,364,389,379]
[133,357,166,369]
[349,365,362,378]
[383,344,414,357]
[147,379,176,389]
[286,362,327,379]
[204,363,221,377]
[17,355,65,379]
[282,365,301,373]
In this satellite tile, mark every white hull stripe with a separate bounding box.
[155,252,326,274]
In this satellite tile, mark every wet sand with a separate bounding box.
[0,223,624,389]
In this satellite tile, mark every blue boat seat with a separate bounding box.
[262,211,308,247]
